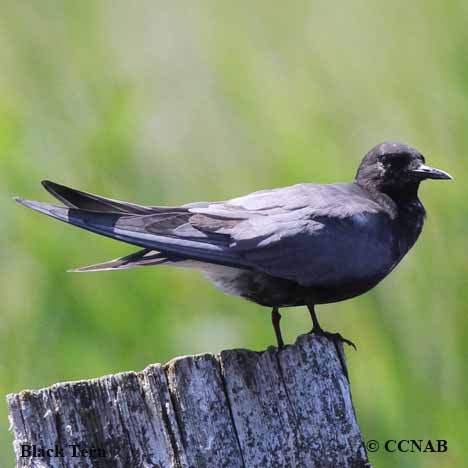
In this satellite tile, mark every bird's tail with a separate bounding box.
[68,248,171,272]
[14,181,245,270]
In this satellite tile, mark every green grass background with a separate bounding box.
[1,1,467,467]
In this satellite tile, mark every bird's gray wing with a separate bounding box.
[16,181,396,284]
[189,183,398,286]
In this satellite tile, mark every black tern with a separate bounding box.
[15,141,452,348]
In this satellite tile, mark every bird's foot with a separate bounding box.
[310,328,357,350]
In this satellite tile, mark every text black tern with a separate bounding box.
[16,141,452,348]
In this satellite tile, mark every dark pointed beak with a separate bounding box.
[412,164,453,180]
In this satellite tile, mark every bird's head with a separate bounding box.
[355,141,452,197]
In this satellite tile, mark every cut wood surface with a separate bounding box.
[7,334,370,468]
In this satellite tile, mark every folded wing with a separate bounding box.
[16,181,396,285]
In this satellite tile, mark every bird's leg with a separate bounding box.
[307,304,357,350]
[271,307,285,348]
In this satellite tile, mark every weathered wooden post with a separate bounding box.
[7,334,370,467]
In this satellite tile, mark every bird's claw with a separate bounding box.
[311,328,357,350]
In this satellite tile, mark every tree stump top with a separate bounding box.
[7,334,370,468]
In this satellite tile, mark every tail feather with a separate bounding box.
[69,249,171,272]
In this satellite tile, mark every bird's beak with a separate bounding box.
[412,164,453,180]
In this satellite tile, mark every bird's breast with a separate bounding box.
[394,200,425,258]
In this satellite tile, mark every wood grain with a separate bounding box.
[7,334,370,468]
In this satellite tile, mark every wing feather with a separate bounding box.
[16,181,396,285]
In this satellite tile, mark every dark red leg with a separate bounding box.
[271,307,285,348]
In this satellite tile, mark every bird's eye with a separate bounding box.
[378,153,408,164]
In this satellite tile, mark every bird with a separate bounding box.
[15,141,452,349]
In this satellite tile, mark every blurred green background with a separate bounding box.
[1,1,467,467]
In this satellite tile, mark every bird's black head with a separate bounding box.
[355,141,452,198]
